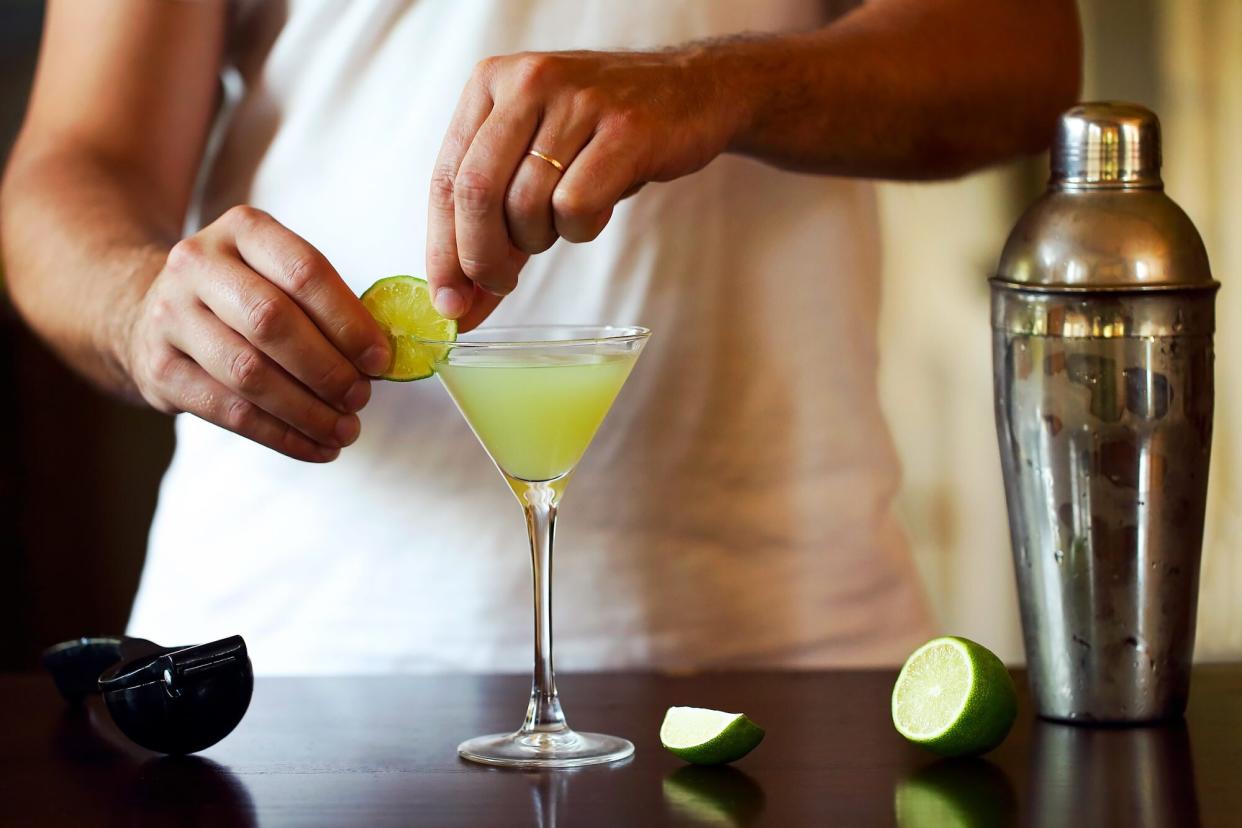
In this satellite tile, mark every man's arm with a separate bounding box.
[725,0,1082,178]
[426,0,1081,323]
[2,0,225,390]
[1,0,390,462]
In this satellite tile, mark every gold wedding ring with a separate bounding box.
[526,149,565,173]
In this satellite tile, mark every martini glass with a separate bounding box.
[425,324,651,768]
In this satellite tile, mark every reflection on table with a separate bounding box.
[1028,721,1199,828]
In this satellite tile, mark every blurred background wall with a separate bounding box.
[0,1,1237,669]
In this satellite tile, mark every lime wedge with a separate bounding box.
[359,276,456,381]
[660,706,765,765]
[891,637,1017,758]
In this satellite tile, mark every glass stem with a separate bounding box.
[520,482,568,735]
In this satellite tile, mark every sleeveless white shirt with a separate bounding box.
[129,0,934,673]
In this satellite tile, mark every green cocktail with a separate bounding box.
[431,325,650,768]
[437,351,637,483]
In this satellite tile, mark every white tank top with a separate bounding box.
[129,0,934,673]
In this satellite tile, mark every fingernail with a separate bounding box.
[334,414,360,447]
[434,286,466,318]
[315,446,341,463]
[343,379,371,413]
[360,344,391,376]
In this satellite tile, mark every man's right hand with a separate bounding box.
[124,205,392,463]
[3,1,388,463]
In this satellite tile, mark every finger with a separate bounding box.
[504,102,596,254]
[455,284,503,333]
[187,248,372,413]
[428,82,493,319]
[159,350,340,463]
[452,103,541,295]
[553,134,638,243]
[168,303,361,449]
[221,206,391,376]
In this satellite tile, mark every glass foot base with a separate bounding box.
[458,728,634,769]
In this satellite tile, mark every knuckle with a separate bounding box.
[223,397,259,434]
[482,271,518,296]
[609,106,647,133]
[245,294,285,342]
[457,254,495,282]
[430,166,457,208]
[575,224,606,243]
[563,215,608,243]
[505,183,546,222]
[552,185,598,223]
[223,204,267,230]
[228,347,265,394]
[302,396,332,435]
[459,260,516,296]
[471,56,500,81]
[454,169,499,217]
[165,238,205,273]
[147,347,180,385]
[426,243,459,270]
[147,296,177,328]
[555,188,610,243]
[511,53,556,93]
[573,86,608,114]
[281,253,319,295]
[506,189,557,253]
[329,316,376,359]
[133,373,170,412]
[149,397,180,416]
[135,364,179,413]
[280,423,309,457]
[317,360,357,399]
[514,232,555,255]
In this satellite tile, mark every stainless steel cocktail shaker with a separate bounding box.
[992,102,1217,723]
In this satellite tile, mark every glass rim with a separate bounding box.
[414,324,651,349]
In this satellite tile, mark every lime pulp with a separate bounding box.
[891,636,1017,758]
[359,275,457,381]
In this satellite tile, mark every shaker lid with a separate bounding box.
[1052,102,1161,188]
[994,102,1214,291]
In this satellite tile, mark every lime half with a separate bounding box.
[360,276,456,381]
[891,637,1017,758]
[660,706,765,765]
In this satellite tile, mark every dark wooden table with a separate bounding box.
[4,667,1241,826]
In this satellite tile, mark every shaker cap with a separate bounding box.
[994,102,1214,291]
[1052,102,1161,188]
